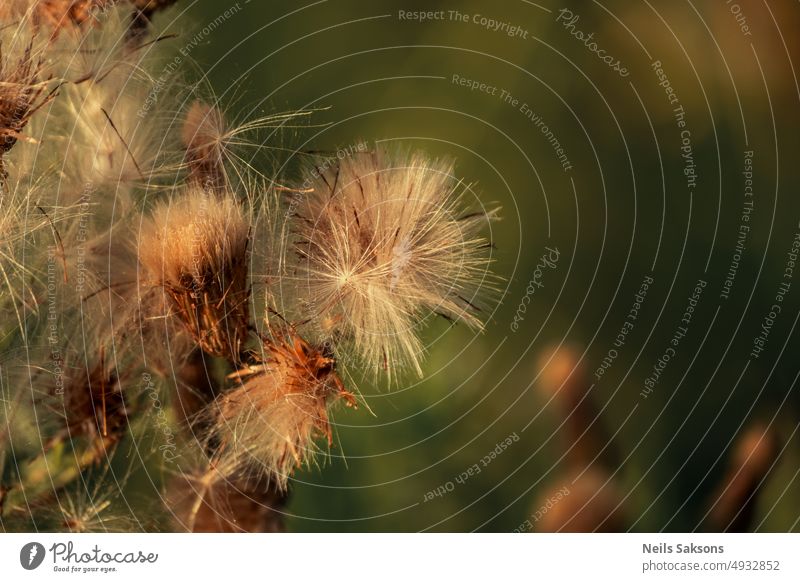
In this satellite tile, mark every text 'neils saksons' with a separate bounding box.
[643,543,724,554]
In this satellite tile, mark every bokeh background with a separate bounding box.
[124,0,800,531]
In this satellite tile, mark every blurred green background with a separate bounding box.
[168,0,800,531]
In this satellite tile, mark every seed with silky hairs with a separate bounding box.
[182,101,227,193]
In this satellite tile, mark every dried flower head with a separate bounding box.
[208,329,356,490]
[289,146,497,377]
[179,101,316,199]
[0,41,53,181]
[182,101,227,193]
[53,81,161,193]
[138,189,252,362]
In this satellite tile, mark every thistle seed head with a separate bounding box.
[290,145,497,378]
[209,330,355,490]
[0,40,53,181]
[138,189,252,362]
[182,101,227,193]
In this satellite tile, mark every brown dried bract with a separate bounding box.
[0,41,54,181]
[224,330,357,444]
[161,260,251,362]
[212,329,356,488]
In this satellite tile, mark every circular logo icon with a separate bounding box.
[20,542,46,570]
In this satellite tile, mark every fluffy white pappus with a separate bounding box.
[43,3,143,81]
[207,331,356,490]
[138,188,251,292]
[289,146,498,378]
[181,101,228,192]
[41,79,172,203]
[178,98,325,203]
[0,28,53,333]
[62,211,168,362]
[0,182,41,334]
[5,2,184,206]
[138,188,253,361]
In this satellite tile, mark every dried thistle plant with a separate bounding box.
[138,189,252,363]
[207,327,356,490]
[51,79,169,195]
[2,453,141,532]
[0,34,56,333]
[180,99,320,200]
[53,463,140,532]
[289,147,498,378]
[0,0,503,534]
[0,40,54,182]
